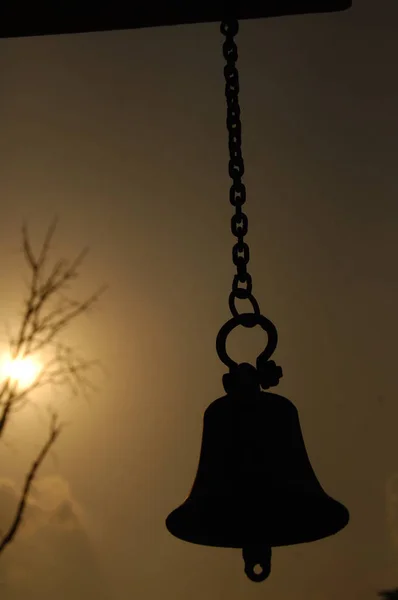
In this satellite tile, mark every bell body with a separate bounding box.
[166,390,349,549]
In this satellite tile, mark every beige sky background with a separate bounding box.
[0,1,398,598]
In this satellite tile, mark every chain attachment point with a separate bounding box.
[216,311,283,392]
[228,289,258,319]
[220,20,239,37]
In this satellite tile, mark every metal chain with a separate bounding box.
[221,19,259,319]
[218,19,281,383]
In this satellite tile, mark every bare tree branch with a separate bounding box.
[0,414,62,554]
[21,222,38,273]
[36,216,58,271]
[0,220,105,555]
[0,395,13,438]
[27,284,107,355]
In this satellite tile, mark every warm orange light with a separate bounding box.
[1,353,41,389]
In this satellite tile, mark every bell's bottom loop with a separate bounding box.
[243,545,272,582]
[216,311,278,370]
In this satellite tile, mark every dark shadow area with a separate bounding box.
[0,2,352,38]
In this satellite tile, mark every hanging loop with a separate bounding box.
[229,289,259,319]
[216,312,278,371]
[243,545,272,583]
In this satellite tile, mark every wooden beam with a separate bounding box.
[0,2,352,39]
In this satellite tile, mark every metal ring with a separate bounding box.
[229,290,259,319]
[216,312,278,370]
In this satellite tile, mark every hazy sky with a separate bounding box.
[0,2,397,598]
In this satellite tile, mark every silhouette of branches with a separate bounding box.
[0,219,106,555]
[0,413,61,554]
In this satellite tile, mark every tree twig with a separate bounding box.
[0,414,62,554]
[0,221,105,555]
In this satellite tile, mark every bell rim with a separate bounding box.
[166,496,349,549]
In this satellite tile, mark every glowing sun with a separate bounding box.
[1,353,41,389]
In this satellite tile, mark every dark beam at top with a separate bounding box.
[0,1,352,39]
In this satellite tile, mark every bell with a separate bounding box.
[166,363,349,582]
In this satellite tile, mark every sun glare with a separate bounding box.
[1,353,41,389]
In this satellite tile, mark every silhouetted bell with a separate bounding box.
[166,362,349,582]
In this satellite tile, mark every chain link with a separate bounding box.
[221,19,258,315]
[217,20,281,380]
